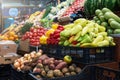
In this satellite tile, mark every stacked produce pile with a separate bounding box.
[21,26,47,46]
[59,18,115,47]
[13,50,81,79]
[61,0,85,17]
[46,0,75,20]
[93,8,120,34]
[84,0,117,17]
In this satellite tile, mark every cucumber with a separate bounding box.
[114,29,120,34]
[104,12,120,23]
[110,21,120,29]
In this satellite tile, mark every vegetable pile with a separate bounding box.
[13,50,82,79]
[59,18,115,47]
[93,8,120,34]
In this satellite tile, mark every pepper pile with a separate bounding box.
[59,18,115,47]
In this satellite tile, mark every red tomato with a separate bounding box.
[33,32,37,37]
[30,27,34,32]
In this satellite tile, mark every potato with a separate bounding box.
[49,64,55,70]
[65,72,71,76]
[47,70,54,78]
[36,63,44,68]
[43,58,55,65]
[55,62,67,70]
[62,67,69,74]
[31,63,37,67]
[33,67,41,73]
[21,65,32,71]
[75,67,81,73]
[71,64,77,68]
[69,66,75,72]
[37,59,42,63]
[41,70,46,77]
[54,60,60,66]
[39,55,49,61]
[36,75,41,78]
[44,65,50,72]
[53,70,63,77]
[71,72,76,75]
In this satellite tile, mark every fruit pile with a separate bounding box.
[0,31,18,41]
[13,50,81,79]
[59,18,115,47]
[21,26,47,46]
[93,8,120,34]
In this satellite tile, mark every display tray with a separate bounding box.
[40,45,115,64]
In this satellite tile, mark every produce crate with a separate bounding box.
[110,34,120,62]
[0,64,12,80]
[28,65,91,80]
[93,62,120,80]
[41,45,115,64]
[10,65,31,80]
[27,63,120,80]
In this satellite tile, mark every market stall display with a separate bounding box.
[0,0,120,80]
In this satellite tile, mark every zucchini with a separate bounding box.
[101,22,108,28]
[102,8,112,14]
[108,18,115,24]
[110,21,120,29]
[99,16,106,22]
[104,12,120,23]
[95,9,102,16]
[114,29,120,34]
[93,16,99,21]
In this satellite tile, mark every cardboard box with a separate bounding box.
[19,39,30,52]
[0,41,17,56]
[0,53,20,64]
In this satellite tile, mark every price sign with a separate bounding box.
[9,8,18,17]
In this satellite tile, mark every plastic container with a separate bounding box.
[0,64,12,80]
[40,45,115,64]
[28,66,91,80]
[28,64,120,80]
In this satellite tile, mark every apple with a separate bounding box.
[64,55,72,64]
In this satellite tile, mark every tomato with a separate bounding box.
[37,33,43,36]
[30,39,35,43]
[33,29,37,33]
[37,29,41,33]
[30,27,34,32]
[33,32,37,37]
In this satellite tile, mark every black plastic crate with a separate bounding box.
[40,45,115,64]
[28,66,91,80]
[91,66,120,80]
[11,65,31,80]
[0,64,12,80]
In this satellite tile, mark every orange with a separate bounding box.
[9,31,15,36]
[14,34,18,38]
[9,36,14,40]
[3,36,8,40]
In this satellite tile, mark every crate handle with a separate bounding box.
[5,58,11,61]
